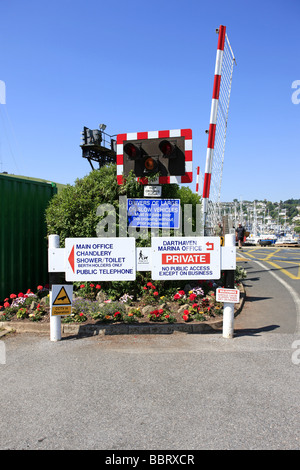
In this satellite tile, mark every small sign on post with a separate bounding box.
[51,285,73,316]
[216,288,240,304]
[143,185,162,197]
[136,247,151,271]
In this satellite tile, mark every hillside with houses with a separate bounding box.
[219,199,300,234]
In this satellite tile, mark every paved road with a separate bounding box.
[1,246,300,451]
[1,330,300,450]
[235,246,300,335]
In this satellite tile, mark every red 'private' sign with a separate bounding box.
[162,253,210,265]
[151,237,220,280]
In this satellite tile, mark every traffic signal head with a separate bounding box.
[159,140,176,158]
[80,126,102,146]
[123,142,141,160]
[117,129,192,185]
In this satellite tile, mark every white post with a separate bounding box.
[49,234,61,341]
[222,233,235,339]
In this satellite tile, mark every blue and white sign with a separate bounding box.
[127,199,180,229]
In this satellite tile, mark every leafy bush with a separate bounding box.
[45,163,201,246]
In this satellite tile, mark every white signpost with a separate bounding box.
[65,237,136,281]
[151,237,220,280]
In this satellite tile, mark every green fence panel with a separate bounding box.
[0,175,57,300]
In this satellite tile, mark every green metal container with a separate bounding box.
[0,175,57,301]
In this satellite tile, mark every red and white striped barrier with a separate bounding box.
[196,166,200,194]
[202,25,226,227]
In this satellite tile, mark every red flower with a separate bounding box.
[96,284,101,289]
[192,303,198,308]
[0,305,3,310]
[189,293,197,301]
[182,314,189,322]
[90,283,95,288]
[18,292,24,298]
[79,312,84,317]
[80,284,85,288]
[10,293,17,299]
[37,285,43,291]
[178,290,185,295]
[114,311,121,317]
[153,291,159,296]
[173,293,181,300]
[37,304,40,310]
[4,298,9,302]
[165,314,170,319]
[143,286,147,290]
[158,309,164,314]
[147,282,152,287]
[4,302,10,308]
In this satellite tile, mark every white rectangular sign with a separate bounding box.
[216,288,240,303]
[65,237,136,281]
[151,237,220,280]
[136,247,151,271]
[143,185,162,197]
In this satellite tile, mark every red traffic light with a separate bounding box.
[159,140,175,157]
[124,142,140,160]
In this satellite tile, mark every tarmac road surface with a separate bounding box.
[235,247,300,335]
[1,330,300,450]
[1,246,300,451]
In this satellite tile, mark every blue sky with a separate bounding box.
[0,0,299,202]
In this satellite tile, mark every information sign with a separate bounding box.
[136,247,151,271]
[143,185,162,197]
[65,237,136,281]
[216,288,240,303]
[151,237,220,280]
[127,199,180,229]
[51,284,73,316]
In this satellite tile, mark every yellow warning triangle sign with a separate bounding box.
[53,286,72,305]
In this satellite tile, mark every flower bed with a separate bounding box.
[0,267,246,325]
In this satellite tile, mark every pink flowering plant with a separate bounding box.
[173,286,205,304]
